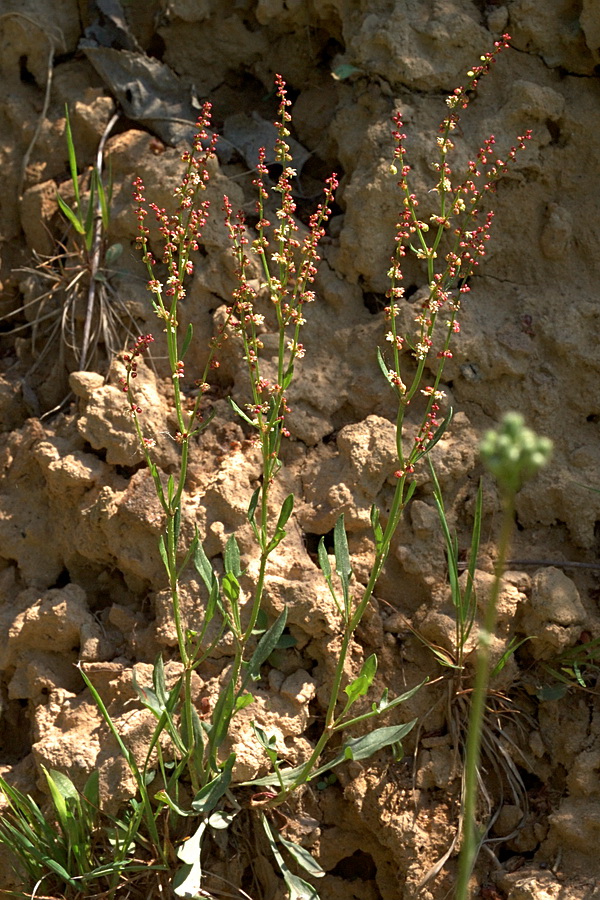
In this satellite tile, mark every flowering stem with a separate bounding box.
[455,489,514,898]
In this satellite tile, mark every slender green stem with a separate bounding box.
[455,489,515,898]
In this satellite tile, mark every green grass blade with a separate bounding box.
[63,105,81,211]
[56,191,85,234]
[77,664,162,849]
[96,169,110,230]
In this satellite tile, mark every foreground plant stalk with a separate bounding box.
[456,413,552,898]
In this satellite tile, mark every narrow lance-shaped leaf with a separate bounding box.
[158,535,169,575]
[64,105,81,211]
[376,346,394,386]
[84,173,96,250]
[191,754,235,816]
[194,536,217,594]
[229,397,256,427]
[317,537,343,616]
[334,515,352,617]
[267,493,295,552]
[56,192,85,234]
[181,322,194,359]
[335,679,426,731]
[370,504,384,554]
[241,608,288,690]
[312,720,417,779]
[334,515,351,586]
[343,653,377,707]
[96,169,110,231]
[207,679,235,767]
[152,653,168,708]
[247,487,260,525]
[317,537,331,581]
[278,834,326,878]
[224,533,242,577]
[167,473,175,505]
[262,815,321,900]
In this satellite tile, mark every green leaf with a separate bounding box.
[344,654,377,705]
[278,835,326,877]
[208,680,235,766]
[313,720,417,778]
[317,538,332,580]
[276,494,294,531]
[370,504,384,553]
[276,633,297,649]
[242,608,288,688]
[224,533,242,577]
[132,673,162,718]
[154,790,192,817]
[152,654,168,708]
[63,104,81,210]
[149,461,167,509]
[376,346,393,386]
[104,242,123,267]
[181,323,194,360]
[334,515,351,586]
[82,769,100,810]
[247,487,260,524]
[282,367,294,390]
[491,635,533,677]
[253,723,279,767]
[191,754,235,816]
[46,768,79,806]
[194,537,216,593]
[334,515,352,617]
[235,692,255,711]
[173,506,181,549]
[84,173,96,250]
[222,571,240,604]
[56,191,85,234]
[44,856,79,886]
[158,534,169,575]
[338,679,426,730]
[180,700,205,771]
[536,683,569,701]
[404,479,417,505]
[332,63,361,81]
[96,170,110,230]
[266,493,295,553]
[229,397,256,426]
[252,608,268,634]
[262,815,321,900]
[42,767,73,832]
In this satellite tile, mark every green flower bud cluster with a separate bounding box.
[480,412,552,494]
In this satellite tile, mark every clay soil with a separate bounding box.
[1,2,600,899]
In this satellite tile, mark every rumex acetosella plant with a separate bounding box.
[0,36,535,900]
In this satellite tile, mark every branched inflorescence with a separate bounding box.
[131,106,225,451]
[384,33,531,477]
[223,74,338,453]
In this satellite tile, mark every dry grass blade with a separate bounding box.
[417,689,530,889]
[3,245,147,414]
